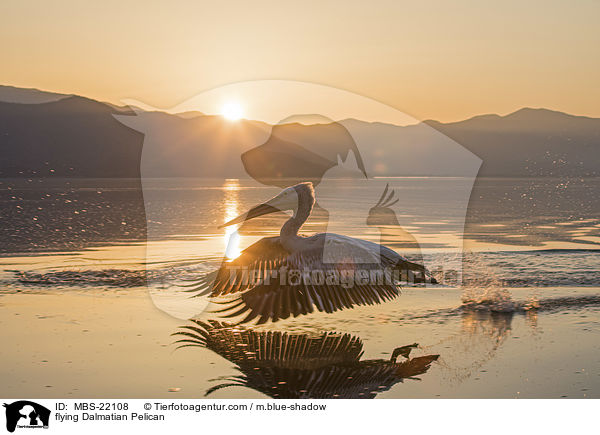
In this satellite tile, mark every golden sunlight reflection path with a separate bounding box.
[223,179,242,259]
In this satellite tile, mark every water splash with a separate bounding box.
[460,252,518,312]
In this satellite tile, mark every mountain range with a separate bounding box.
[1,85,598,178]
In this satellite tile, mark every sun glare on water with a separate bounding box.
[223,179,242,259]
[220,101,244,121]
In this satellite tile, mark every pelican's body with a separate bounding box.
[190,182,434,323]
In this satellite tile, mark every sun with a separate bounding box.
[220,101,244,121]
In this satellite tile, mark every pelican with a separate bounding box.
[188,182,435,323]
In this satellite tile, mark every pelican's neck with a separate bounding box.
[280,193,313,250]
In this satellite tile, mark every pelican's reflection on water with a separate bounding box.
[173,320,439,399]
[169,303,543,398]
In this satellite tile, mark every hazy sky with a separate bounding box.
[1,0,598,122]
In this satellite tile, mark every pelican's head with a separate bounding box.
[219,182,314,228]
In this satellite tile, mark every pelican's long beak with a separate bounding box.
[218,203,280,228]
[218,187,298,228]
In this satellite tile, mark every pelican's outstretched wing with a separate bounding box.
[185,234,429,323]
[216,247,405,324]
[183,236,290,297]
